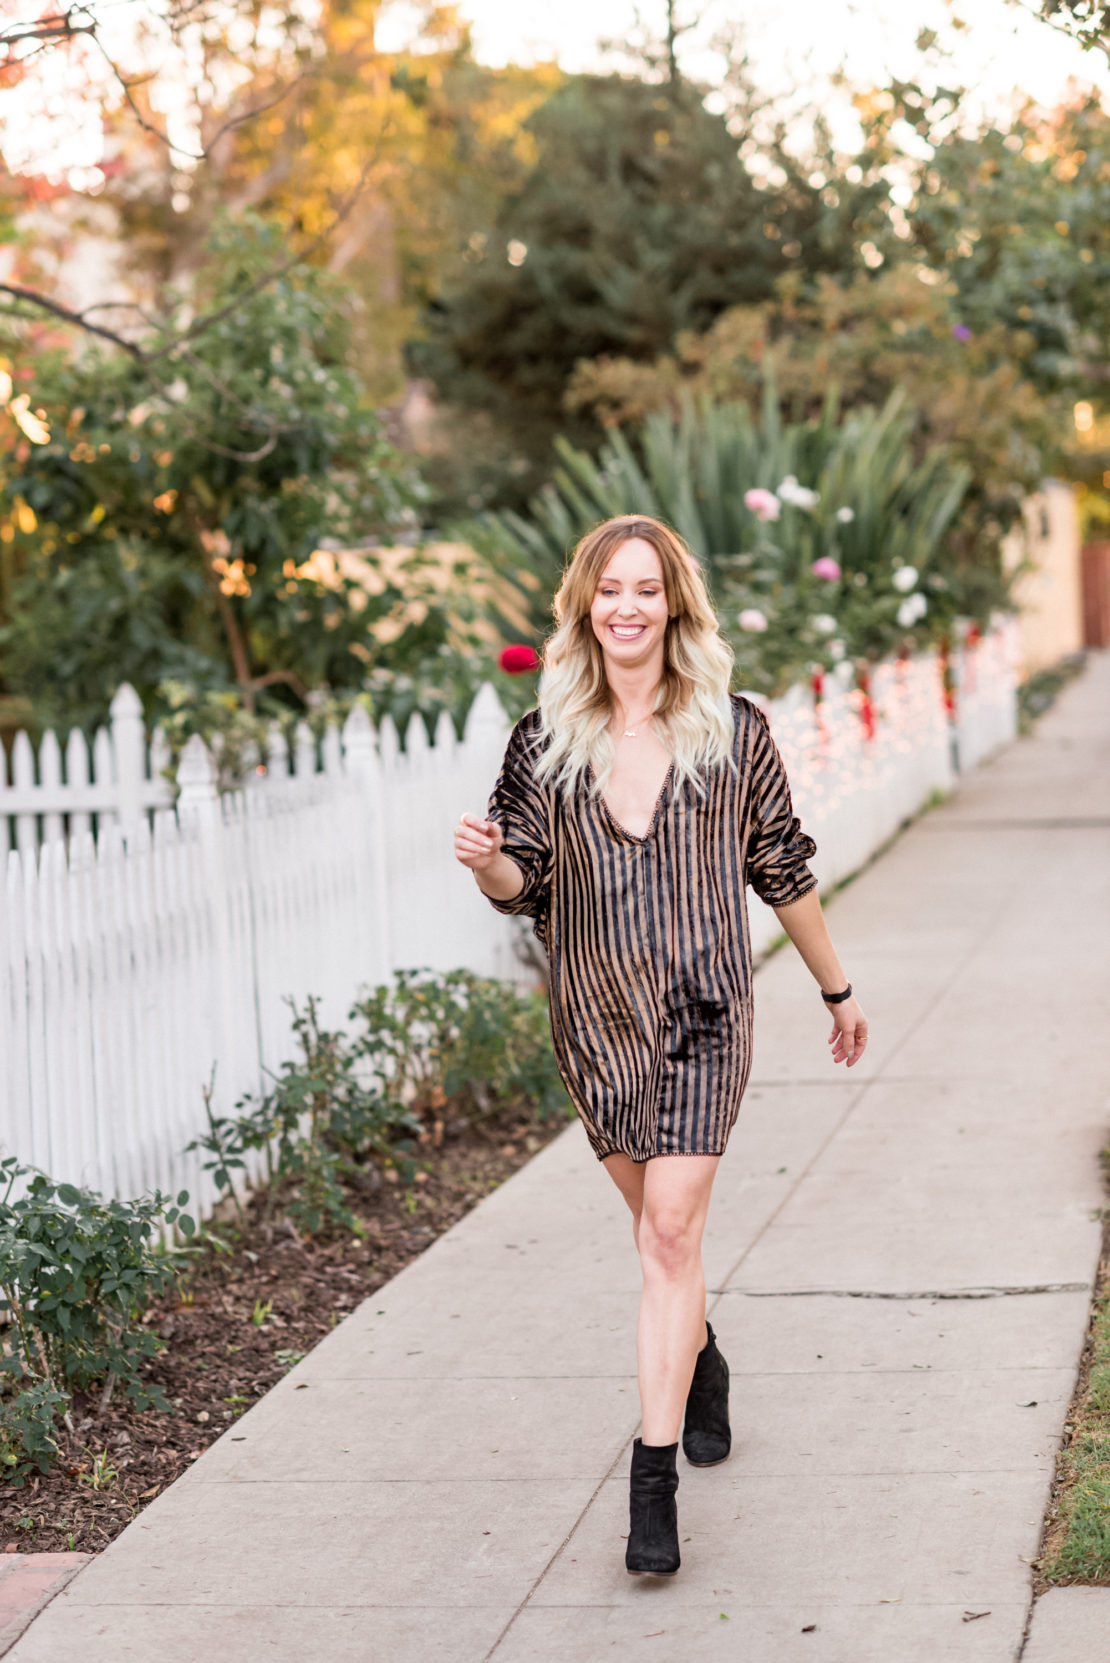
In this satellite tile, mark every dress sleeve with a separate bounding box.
[744,703,818,908]
[483,717,554,937]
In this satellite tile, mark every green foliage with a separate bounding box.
[0,1162,192,1409]
[0,215,425,734]
[350,967,569,1129]
[187,971,570,1238]
[188,995,399,1238]
[480,382,989,695]
[0,1161,194,1482]
[0,1382,69,1488]
[412,71,871,513]
[896,91,1110,411]
[566,263,1054,563]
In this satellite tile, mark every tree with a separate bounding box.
[409,70,882,513]
[0,3,555,402]
[0,217,427,732]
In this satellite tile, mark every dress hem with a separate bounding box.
[591,1144,730,1165]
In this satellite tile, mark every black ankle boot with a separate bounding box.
[625,1437,680,1576]
[682,1321,731,1467]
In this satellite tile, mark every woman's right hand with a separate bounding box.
[455,812,505,873]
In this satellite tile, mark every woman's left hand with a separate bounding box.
[826,996,868,1067]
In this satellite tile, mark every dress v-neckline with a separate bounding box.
[590,759,676,844]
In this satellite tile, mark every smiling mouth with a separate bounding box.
[609,624,646,639]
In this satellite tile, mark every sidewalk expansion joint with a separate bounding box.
[919,817,1110,830]
[722,1283,1091,1300]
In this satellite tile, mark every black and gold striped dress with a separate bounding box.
[483,694,818,1163]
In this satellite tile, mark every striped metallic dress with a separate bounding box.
[483,695,818,1163]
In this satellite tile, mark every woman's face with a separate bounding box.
[589,538,670,672]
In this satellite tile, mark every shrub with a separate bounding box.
[0,1382,69,1488]
[351,967,568,1129]
[188,971,571,1238]
[0,1162,194,1481]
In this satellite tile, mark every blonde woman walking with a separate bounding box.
[454,515,868,1575]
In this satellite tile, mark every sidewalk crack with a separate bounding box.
[723,1284,1090,1300]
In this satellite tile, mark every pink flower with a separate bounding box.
[499,644,540,674]
[738,608,769,632]
[744,487,781,522]
[811,557,841,581]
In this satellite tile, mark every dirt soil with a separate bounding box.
[0,1110,570,1556]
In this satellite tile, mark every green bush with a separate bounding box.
[0,1162,194,1482]
[351,967,569,1130]
[189,995,406,1238]
[189,971,570,1238]
[0,1382,69,1488]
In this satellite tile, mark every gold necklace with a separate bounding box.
[620,713,655,738]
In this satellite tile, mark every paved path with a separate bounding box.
[0,1554,88,1658]
[10,654,1110,1663]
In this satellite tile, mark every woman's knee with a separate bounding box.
[639,1207,703,1275]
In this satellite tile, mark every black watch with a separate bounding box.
[821,982,852,1004]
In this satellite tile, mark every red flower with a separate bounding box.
[499,644,540,674]
[857,667,875,740]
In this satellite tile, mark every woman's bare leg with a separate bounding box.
[602,1152,646,1248]
[603,1152,719,1446]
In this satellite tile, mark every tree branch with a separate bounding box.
[0,119,389,370]
[0,283,145,356]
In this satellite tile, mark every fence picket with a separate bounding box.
[65,725,93,842]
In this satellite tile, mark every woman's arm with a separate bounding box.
[771,888,869,1068]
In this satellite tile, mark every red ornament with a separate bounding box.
[498,644,540,675]
[811,668,825,703]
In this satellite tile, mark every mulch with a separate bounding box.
[0,1109,570,1556]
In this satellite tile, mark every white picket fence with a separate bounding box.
[0,620,1020,1210]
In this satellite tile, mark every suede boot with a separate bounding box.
[682,1321,731,1466]
[625,1437,681,1576]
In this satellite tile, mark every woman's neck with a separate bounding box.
[605,663,663,729]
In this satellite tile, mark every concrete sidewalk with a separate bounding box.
[10,655,1110,1663]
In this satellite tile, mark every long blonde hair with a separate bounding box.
[531,515,736,801]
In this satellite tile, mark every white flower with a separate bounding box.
[810,613,838,635]
[738,608,769,632]
[897,593,928,628]
[892,565,919,593]
[777,474,820,511]
[829,638,847,660]
[836,506,855,523]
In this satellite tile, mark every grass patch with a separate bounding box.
[1035,1149,1110,1587]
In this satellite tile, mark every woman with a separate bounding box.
[454,514,868,1576]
